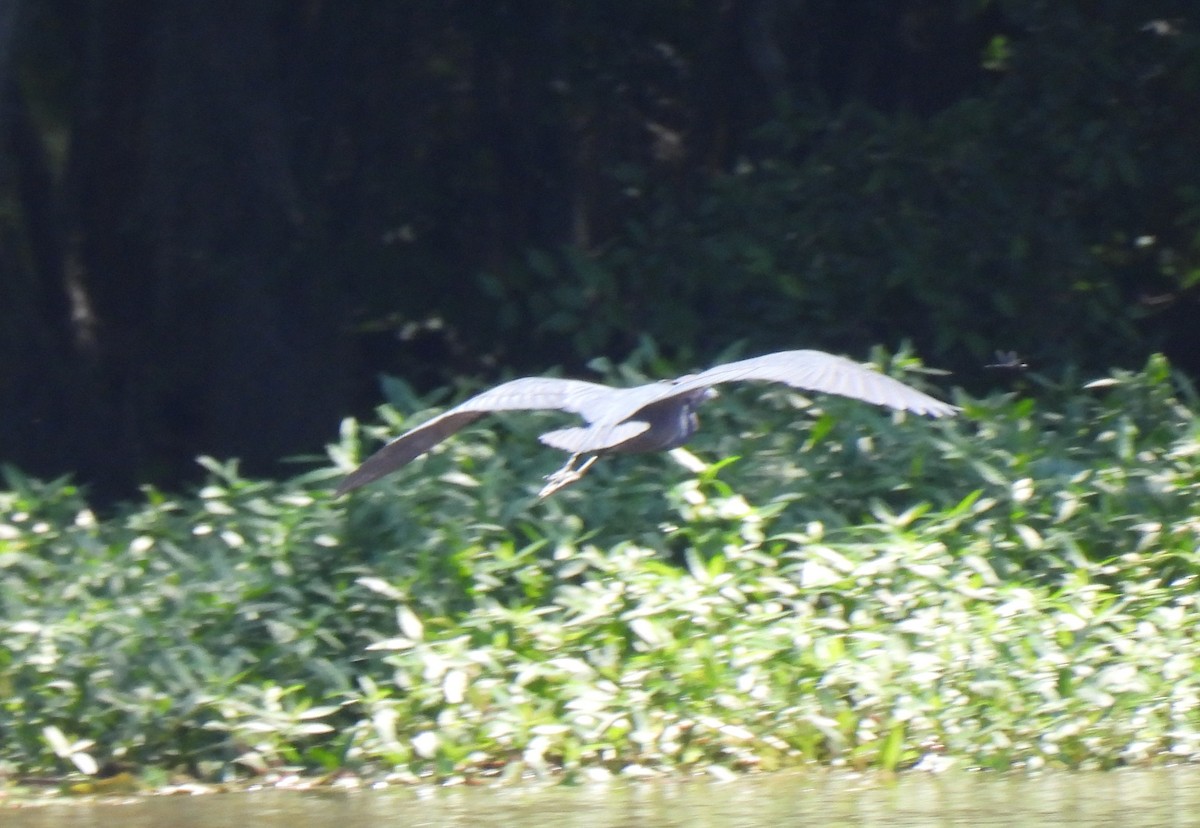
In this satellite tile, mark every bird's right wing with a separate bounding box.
[335,377,613,495]
[667,350,957,416]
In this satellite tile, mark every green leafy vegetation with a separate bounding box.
[2,352,1200,787]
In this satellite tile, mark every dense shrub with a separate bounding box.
[2,352,1200,784]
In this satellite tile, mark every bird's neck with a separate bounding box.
[677,393,705,442]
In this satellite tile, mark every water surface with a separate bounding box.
[5,767,1200,827]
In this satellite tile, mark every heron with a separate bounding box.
[336,349,957,498]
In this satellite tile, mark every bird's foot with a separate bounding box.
[538,454,597,498]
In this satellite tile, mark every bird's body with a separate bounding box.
[336,349,956,497]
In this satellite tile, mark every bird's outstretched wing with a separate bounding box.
[657,350,957,417]
[336,377,612,495]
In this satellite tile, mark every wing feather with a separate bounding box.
[661,350,956,416]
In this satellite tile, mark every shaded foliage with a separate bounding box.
[1,1,1199,498]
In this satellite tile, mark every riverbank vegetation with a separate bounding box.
[2,351,1199,791]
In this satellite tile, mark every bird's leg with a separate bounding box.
[538,453,598,498]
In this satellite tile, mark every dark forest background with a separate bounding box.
[2,0,1199,501]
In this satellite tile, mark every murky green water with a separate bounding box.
[5,767,1200,827]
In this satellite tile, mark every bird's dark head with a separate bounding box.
[670,374,718,407]
[690,386,718,407]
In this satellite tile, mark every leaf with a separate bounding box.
[880,721,906,772]
[397,606,425,641]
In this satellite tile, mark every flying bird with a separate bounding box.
[336,349,957,498]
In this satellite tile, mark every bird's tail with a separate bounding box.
[538,422,650,453]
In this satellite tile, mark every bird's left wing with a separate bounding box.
[663,350,957,416]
